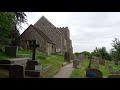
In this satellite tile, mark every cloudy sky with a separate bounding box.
[20,12,120,53]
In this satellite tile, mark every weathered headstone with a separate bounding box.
[5,46,18,57]
[86,69,103,78]
[108,74,120,78]
[94,63,99,69]
[118,61,120,66]
[9,65,25,78]
[25,40,41,77]
[91,57,99,69]
[73,59,80,69]
[99,58,105,65]
[108,66,113,73]
[64,52,70,62]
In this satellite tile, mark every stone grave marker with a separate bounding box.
[73,59,80,69]
[91,57,99,69]
[9,65,25,78]
[118,61,120,66]
[5,46,18,57]
[108,66,113,73]
[64,52,70,62]
[25,40,41,77]
[94,63,99,69]
[108,74,120,78]
[86,69,103,78]
[99,58,105,65]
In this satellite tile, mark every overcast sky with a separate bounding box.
[20,12,120,53]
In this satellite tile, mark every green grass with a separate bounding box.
[70,59,120,78]
[0,50,65,78]
[0,52,14,60]
[17,50,64,70]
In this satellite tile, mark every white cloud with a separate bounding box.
[20,12,120,53]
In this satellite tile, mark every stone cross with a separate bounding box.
[29,40,39,60]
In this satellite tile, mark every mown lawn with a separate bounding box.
[70,59,120,78]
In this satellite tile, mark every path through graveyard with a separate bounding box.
[53,62,74,78]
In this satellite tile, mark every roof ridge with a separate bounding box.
[31,25,54,44]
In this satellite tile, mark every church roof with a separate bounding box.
[31,25,55,45]
[20,24,55,45]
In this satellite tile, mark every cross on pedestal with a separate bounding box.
[29,40,39,60]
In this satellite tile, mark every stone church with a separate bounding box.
[19,16,73,56]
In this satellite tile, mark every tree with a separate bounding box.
[92,47,112,61]
[0,12,27,46]
[111,38,120,63]
[11,12,27,46]
[0,12,16,46]
[81,51,90,57]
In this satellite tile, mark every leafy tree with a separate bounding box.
[111,38,120,63]
[0,12,27,46]
[92,47,112,61]
[81,51,90,57]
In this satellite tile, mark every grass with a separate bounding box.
[70,59,120,78]
[0,52,14,60]
[0,50,65,78]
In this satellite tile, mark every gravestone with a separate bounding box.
[5,46,18,57]
[108,74,120,78]
[9,65,25,78]
[73,59,80,69]
[86,69,103,78]
[118,61,120,66]
[94,63,99,69]
[99,58,105,65]
[25,40,41,77]
[0,60,13,70]
[91,57,99,69]
[108,66,113,73]
[64,52,70,62]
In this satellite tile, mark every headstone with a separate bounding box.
[25,60,39,70]
[91,58,99,69]
[99,58,105,65]
[9,65,25,78]
[25,40,41,77]
[94,63,99,69]
[0,60,13,70]
[35,65,42,71]
[118,61,120,66]
[108,66,113,73]
[73,59,80,69]
[108,74,120,78]
[64,52,70,62]
[86,69,103,78]
[5,46,18,57]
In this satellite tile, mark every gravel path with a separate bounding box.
[53,63,74,78]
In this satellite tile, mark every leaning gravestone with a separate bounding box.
[5,46,18,57]
[86,69,103,78]
[73,59,80,69]
[9,65,25,78]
